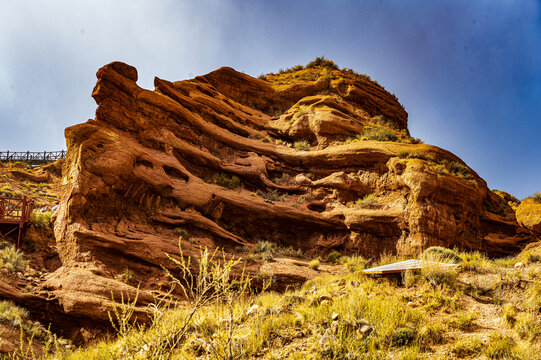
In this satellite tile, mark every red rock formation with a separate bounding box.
[516,196,541,234]
[47,61,531,321]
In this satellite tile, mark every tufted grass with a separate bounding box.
[0,245,27,272]
[20,247,541,359]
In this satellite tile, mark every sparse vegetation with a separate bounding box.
[0,300,60,353]
[450,310,477,330]
[308,258,320,270]
[346,193,377,208]
[420,258,460,287]
[121,268,136,283]
[325,251,341,264]
[392,327,416,346]
[30,211,52,228]
[357,125,399,142]
[483,333,516,359]
[305,56,339,70]
[532,191,541,203]
[206,173,242,189]
[346,125,421,145]
[492,189,520,209]
[174,227,191,240]
[397,151,477,185]
[261,57,393,93]
[0,245,27,272]
[451,336,483,357]
[421,246,461,263]
[25,245,541,359]
[256,189,286,202]
[0,300,30,328]
[293,140,311,151]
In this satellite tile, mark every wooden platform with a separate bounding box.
[362,259,461,275]
[0,197,34,247]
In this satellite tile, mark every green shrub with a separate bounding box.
[502,303,517,327]
[515,313,541,340]
[0,245,26,272]
[208,173,242,189]
[418,322,445,346]
[420,258,459,287]
[255,241,277,255]
[276,64,304,75]
[532,191,541,203]
[398,150,409,158]
[0,300,29,328]
[524,282,541,311]
[347,193,377,208]
[340,255,368,273]
[122,268,136,283]
[451,337,483,358]
[450,311,477,330]
[483,333,515,359]
[441,160,472,180]
[308,259,320,270]
[420,246,461,263]
[359,126,399,142]
[293,140,311,151]
[305,56,339,70]
[31,211,52,228]
[402,269,418,288]
[392,327,416,346]
[459,251,495,273]
[325,251,341,264]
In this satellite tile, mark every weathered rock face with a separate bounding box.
[516,197,541,234]
[49,61,531,320]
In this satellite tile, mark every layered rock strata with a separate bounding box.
[48,61,531,321]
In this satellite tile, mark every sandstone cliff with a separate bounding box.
[46,61,531,322]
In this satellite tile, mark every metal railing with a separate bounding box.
[0,196,34,247]
[0,197,34,223]
[0,150,65,163]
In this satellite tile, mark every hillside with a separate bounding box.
[0,58,540,359]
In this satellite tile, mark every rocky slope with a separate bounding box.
[43,60,532,325]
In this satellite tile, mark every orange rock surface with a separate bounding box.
[46,61,531,321]
[516,196,541,234]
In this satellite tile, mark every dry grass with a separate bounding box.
[12,247,541,359]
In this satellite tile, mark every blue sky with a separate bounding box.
[0,1,539,199]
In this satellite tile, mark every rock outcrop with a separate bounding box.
[516,196,541,234]
[48,61,532,322]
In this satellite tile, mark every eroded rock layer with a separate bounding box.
[50,62,531,320]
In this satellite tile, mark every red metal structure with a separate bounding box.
[0,150,65,164]
[0,196,34,248]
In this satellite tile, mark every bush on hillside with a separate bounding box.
[305,56,339,70]
[421,246,461,263]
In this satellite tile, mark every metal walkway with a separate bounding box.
[0,151,65,164]
[363,259,461,275]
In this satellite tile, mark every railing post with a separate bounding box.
[44,151,46,162]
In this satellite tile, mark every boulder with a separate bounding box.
[516,197,541,234]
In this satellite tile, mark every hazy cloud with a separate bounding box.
[0,0,539,197]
